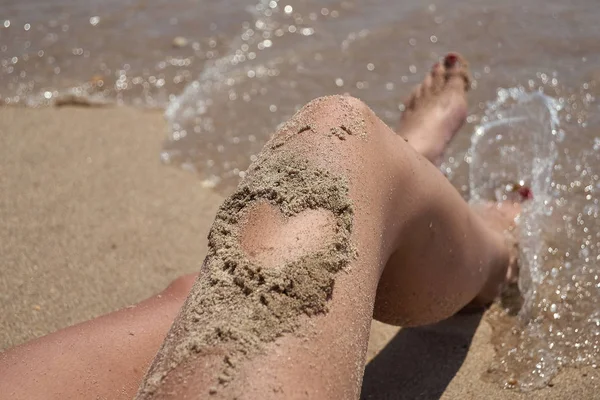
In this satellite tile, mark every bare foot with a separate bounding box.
[399,53,471,165]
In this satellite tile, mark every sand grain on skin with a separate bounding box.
[270,95,368,147]
[137,95,373,398]
[137,153,355,397]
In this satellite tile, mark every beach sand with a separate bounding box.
[0,106,223,349]
[1,106,598,399]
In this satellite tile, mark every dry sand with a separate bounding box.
[0,106,222,349]
[1,106,598,399]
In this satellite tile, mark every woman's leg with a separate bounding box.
[135,54,519,399]
[0,274,196,400]
[0,54,518,400]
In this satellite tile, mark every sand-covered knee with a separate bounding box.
[268,95,369,148]
[137,154,356,397]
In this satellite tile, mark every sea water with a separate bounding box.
[463,86,600,389]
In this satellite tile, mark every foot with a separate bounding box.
[399,53,471,165]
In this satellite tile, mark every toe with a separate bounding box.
[430,62,446,94]
[406,83,422,110]
[443,52,471,91]
[446,74,469,92]
[420,74,433,98]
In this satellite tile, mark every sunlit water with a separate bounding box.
[458,87,600,390]
[3,0,600,391]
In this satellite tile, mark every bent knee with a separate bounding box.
[277,95,375,144]
[303,95,371,122]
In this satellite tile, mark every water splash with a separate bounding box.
[161,0,320,188]
[468,88,560,204]
[468,85,600,390]
[468,88,561,293]
[160,0,431,192]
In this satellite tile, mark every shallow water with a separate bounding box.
[465,88,600,389]
[3,0,600,390]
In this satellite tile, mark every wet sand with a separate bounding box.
[1,107,598,399]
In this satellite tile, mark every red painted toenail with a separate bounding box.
[444,54,458,68]
[517,186,533,201]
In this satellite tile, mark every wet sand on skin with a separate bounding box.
[1,106,598,399]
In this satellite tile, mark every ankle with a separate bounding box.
[473,230,512,306]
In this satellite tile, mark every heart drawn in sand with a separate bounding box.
[240,201,336,269]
